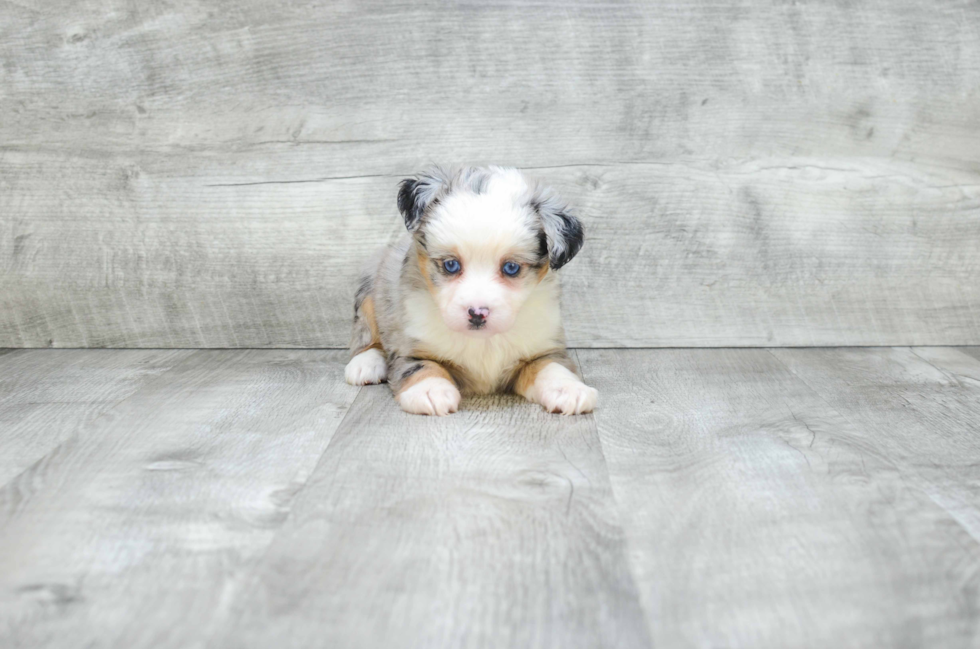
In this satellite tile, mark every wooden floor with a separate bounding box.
[1,347,978,648]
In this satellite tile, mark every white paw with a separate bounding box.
[397,377,461,416]
[345,348,387,385]
[537,381,598,415]
[531,363,598,415]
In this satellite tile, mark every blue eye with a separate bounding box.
[502,261,521,277]
[443,259,460,274]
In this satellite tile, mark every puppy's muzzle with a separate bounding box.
[467,306,490,329]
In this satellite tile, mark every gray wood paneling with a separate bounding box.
[771,346,980,547]
[0,350,358,649]
[961,347,980,363]
[579,348,980,648]
[212,372,652,648]
[0,349,192,485]
[2,1,979,347]
[2,349,980,647]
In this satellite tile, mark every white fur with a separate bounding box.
[384,165,594,411]
[425,177,536,263]
[404,274,564,393]
[406,170,562,382]
[434,267,533,336]
[345,348,387,385]
[526,362,598,415]
[397,376,461,416]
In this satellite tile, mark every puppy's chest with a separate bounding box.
[415,336,531,394]
[399,283,563,394]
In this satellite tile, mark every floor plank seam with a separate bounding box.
[908,347,976,387]
[763,349,873,441]
[571,349,657,647]
[767,348,980,553]
[3,348,980,645]
[199,384,369,645]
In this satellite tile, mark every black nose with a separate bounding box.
[468,307,487,326]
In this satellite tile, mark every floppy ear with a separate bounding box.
[397,170,447,232]
[533,192,584,270]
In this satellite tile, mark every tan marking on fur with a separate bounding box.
[360,296,381,343]
[352,341,384,355]
[351,296,384,356]
[536,262,550,281]
[416,248,435,292]
[407,347,468,388]
[513,356,555,397]
[397,362,455,394]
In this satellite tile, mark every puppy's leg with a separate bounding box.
[513,352,598,415]
[391,357,460,416]
[345,277,387,386]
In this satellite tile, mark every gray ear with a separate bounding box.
[533,191,584,270]
[397,170,447,232]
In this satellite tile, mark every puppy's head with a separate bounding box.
[398,166,583,337]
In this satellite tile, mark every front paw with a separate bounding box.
[537,380,598,415]
[345,348,388,385]
[396,377,461,416]
[525,362,598,415]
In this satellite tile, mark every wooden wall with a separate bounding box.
[2,0,978,347]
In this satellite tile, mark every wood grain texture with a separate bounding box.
[2,0,979,347]
[2,348,980,647]
[213,375,651,648]
[579,348,980,648]
[771,346,980,546]
[961,347,980,363]
[0,349,192,485]
[0,350,358,649]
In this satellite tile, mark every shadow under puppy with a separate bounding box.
[345,166,597,416]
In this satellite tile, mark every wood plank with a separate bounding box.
[557,160,980,347]
[0,349,192,485]
[2,0,979,347]
[0,350,358,649]
[579,348,980,648]
[960,347,980,363]
[212,368,652,648]
[772,346,980,543]
[4,2,977,161]
[2,154,978,347]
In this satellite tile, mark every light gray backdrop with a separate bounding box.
[2,0,978,348]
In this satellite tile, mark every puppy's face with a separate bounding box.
[420,191,546,336]
[398,167,583,337]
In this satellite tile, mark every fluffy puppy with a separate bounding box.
[344,166,597,416]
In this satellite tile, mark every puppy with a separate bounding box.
[344,166,597,416]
